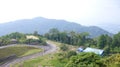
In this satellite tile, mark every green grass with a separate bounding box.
[47,40,78,51]
[12,54,66,67]
[0,45,42,59]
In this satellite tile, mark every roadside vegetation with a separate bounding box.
[12,41,77,67]
[0,31,45,65]
[45,28,120,55]
[12,41,120,67]
[0,31,46,46]
[13,28,120,67]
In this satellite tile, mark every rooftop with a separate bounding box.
[26,35,39,40]
[83,47,104,55]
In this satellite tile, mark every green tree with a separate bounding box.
[69,31,76,45]
[76,33,83,46]
[49,28,60,41]
[33,31,39,36]
[103,54,120,67]
[65,51,77,58]
[75,32,89,46]
[5,32,26,39]
[44,29,91,46]
[112,32,120,48]
[59,32,68,43]
[60,44,68,51]
[65,52,105,67]
[97,35,106,49]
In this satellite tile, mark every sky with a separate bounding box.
[0,0,120,26]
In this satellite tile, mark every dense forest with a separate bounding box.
[45,28,120,55]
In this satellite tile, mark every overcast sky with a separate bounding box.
[0,0,120,26]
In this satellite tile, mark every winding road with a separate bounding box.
[0,41,57,67]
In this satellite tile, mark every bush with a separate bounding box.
[65,52,105,67]
[60,44,68,51]
[65,51,77,58]
[103,54,120,67]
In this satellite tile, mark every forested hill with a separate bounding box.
[0,17,112,37]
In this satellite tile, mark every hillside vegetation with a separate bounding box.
[45,28,120,54]
[0,32,46,46]
[12,41,120,67]
[0,28,120,67]
[12,41,77,67]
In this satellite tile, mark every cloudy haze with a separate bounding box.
[0,0,120,27]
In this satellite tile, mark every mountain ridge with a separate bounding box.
[0,17,112,37]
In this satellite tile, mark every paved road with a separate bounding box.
[0,41,57,67]
[0,44,17,49]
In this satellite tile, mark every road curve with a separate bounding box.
[0,41,57,67]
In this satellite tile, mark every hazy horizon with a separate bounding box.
[0,0,120,33]
[0,0,120,26]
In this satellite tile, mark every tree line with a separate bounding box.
[0,28,120,54]
[44,28,120,54]
[0,32,46,46]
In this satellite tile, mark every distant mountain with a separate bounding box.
[98,24,120,34]
[0,17,112,37]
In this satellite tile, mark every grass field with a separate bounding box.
[12,51,67,67]
[0,45,42,59]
